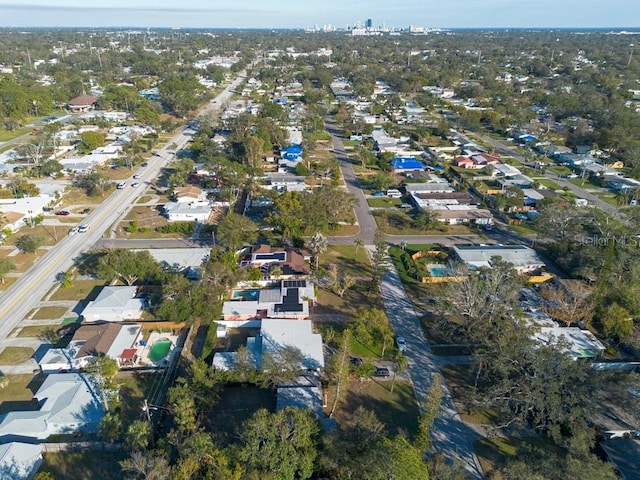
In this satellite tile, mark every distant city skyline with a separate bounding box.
[0,1,638,29]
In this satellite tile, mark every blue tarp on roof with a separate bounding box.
[280,144,303,161]
[391,157,425,171]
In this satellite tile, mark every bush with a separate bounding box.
[156,222,195,234]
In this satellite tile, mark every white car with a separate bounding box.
[133,173,142,179]
[117,182,126,189]
[131,182,140,188]
[78,225,89,233]
[396,336,407,352]
[68,226,79,236]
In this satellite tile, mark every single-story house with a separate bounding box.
[139,247,210,279]
[0,442,43,480]
[532,326,606,360]
[239,244,310,278]
[39,323,143,372]
[0,195,53,227]
[67,94,97,112]
[173,186,207,203]
[452,244,545,273]
[405,182,455,194]
[0,373,104,443]
[436,209,494,225]
[260,319,324,370]
[391,157,425,173]
[81,286,145,323]
[410,192,475,210]
[264,173,307,192]
[163,201,212,223]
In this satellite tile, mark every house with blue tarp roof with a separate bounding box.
[280,144,303,161]
[391,157,425,173]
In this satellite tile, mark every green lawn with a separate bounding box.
[0,127,31,141]
[115,372,161,427]
[475,436,566,478]
[546,165,573,176]
[315,282,384,317]
[49,279,105,301]
[38,452,127,480]
[331,380,420,439]
[350,337,398,360]
[15,324,60,338]
[29,306,69,320]
[321,245,371,278]
[0,374,43,414]
[367,197,402,208]
[0,347,34,365]
[536,178,563,190]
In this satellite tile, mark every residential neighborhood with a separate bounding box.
[0,17,639,480]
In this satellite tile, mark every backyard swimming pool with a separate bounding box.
[148,339,172,363]
[231,289,260,301]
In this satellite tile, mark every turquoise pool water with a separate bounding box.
[148,340,172,363]
[429,266,451,277]
[232,289,260,300]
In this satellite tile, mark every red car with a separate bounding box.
[55,210,70,216]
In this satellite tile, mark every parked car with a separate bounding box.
[396,336,407,352]
[81,208,91,214]
[54,210,70,216]
[57,325,78,338]
[350,357,363,367]
[373,367,390,378]
[372,191,385,197]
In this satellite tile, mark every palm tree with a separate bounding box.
[354,238,364,257]
[307,232,328,271]
[391,352,409,393]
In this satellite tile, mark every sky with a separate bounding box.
[0,0,638,29]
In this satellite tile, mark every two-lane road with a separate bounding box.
[0,70,249,344]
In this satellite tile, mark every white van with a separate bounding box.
[386,189,402,198]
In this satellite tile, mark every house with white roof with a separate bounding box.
[0,373,104,443]
[81,286,145,323]
[163,201,212,223]
[0,195,53,232]
[452,245,545,273]
[213,318,324,372]
[0,442,43,480]
[139,247,210,279]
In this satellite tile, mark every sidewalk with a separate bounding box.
[371,246,484,479]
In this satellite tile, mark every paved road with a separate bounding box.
[374,246,483,479]
[325,118,378,244]
[328,121,483,476]
[0,71,248,346]
[472,132,620,217]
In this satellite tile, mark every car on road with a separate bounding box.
[68,226,79,236]
[396,336,407,352]
[372,191,385,197]
[117,182,126,189]
[131,182,140,188]
[373,367,390,378]
[54,210,70,216]
[78,225,89,233]
[133,173,142,179]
